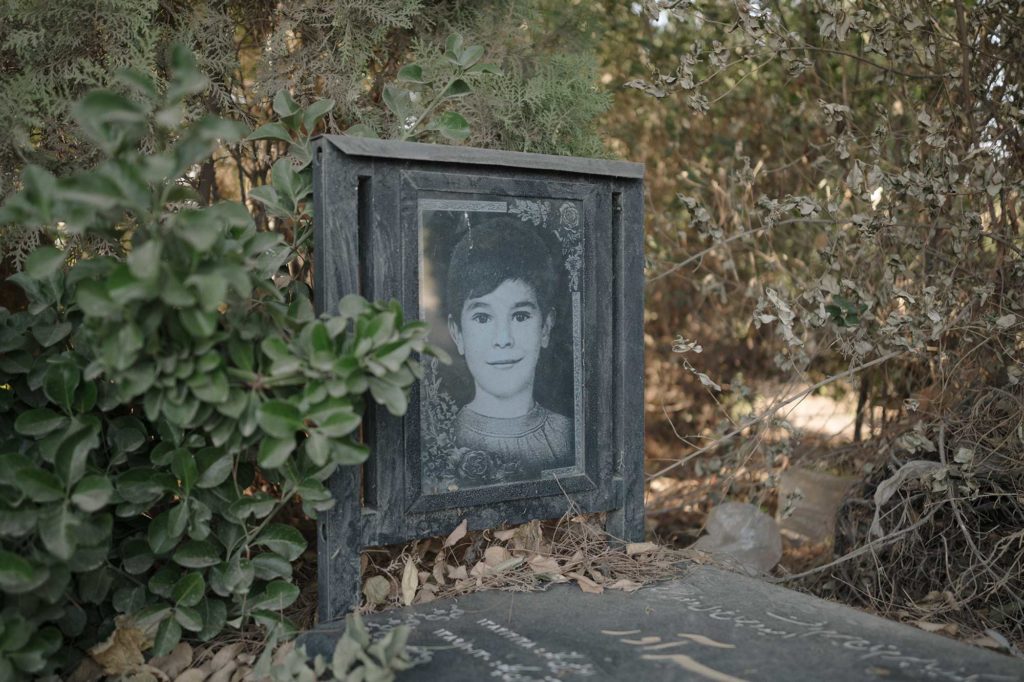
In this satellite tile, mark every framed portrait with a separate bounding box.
[312,136,644,623]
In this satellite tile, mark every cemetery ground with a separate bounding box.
[72,418,1024,681]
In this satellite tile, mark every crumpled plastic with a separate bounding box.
[692,502,783,574]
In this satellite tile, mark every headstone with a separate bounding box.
[311,137,646,623]
[300,565,1024,682]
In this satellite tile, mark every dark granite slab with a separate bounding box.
[299,565,1024,682]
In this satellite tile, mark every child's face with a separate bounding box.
[448,278,553,406]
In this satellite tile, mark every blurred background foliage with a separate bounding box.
[1,0,1022,656]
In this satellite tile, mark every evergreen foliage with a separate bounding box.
[0,49,436,677]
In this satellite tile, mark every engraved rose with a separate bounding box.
[456,449,496,484]
[559,202,580,231]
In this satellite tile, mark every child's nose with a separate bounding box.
[493,318,513,347]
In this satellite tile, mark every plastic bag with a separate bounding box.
[692,502,783,574]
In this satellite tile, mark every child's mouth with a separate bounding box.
[487,358,522,368]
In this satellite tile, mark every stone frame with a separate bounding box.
[312,136,645,624]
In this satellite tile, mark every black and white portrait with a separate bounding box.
[419,197,584,492]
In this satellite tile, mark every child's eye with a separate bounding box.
[471,312,491,324]
[512,311,532,322]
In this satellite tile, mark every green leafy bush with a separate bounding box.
[0,47,436,678]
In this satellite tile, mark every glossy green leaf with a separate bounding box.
[14,408,67,437]
[16,467,64,503]
[43,360,80,412]
[196,447,233,488]
[171,449,198,495]
[75,280,120,317]
[24,247,65,280]
[273,90,301,118]
[441,78,472,99]
[251,552,293,581]
[247,122,292,144]
[433,111,470,141]
[258,400,302,438]
[175,605,203,632]
[71,475,113,512]
[302,99,335,131]
[39,506,79,561]
[151,616,182,658]
[172,571,205,607]
[248,579,299,611]
[257,436,295,469]
[256,524,306,561]
[397,64,427,84]
[0,550,48,594]
[122,538,155,574]
[456,45,484,68]
[173,540,221,568]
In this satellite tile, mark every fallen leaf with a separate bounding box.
[626,542,659,556]
[492,556,525,573]
[432,560,446,586]
[483,546,511,566]
[207,660,237,682]
[567,572,604,594]
[401,558,418,606]
[470,561,488,578]
[493,528,517,541]
[607,579,643,592]
[915,620,957,635]
[363,575,390,606]
[443,519,468,547]
[150,642,193,678]
[447,564,468,580]
[414,583,438,605]
[527,555,561,574]
[89,617,148,675]
[172,670,205,682]
[209,643,243,671]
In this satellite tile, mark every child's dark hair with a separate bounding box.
[446,216,557,324]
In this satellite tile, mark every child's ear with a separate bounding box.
[541,310,554,348]
[447,314,465,355]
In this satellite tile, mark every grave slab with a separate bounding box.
[300,565,1024,682]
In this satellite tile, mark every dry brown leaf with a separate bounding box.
[271,641,295,668]
[444,519,468,547]
[207,660,237,682]
[626,542,659,556]
[88,617,148,675]
[401,558,418,606]
[209,643,243,671]
[563,550,584,568]
[527,555,561,574]
[483,546,511,566]
[447,564,468,580]
[470,561,488,578]
[607,578,643,592]
[172,670,206,682]
[493,556,525,573]
[417,570,430,583]
[432,560,446,586]
[915,620,957,635]
[150,642,193,679]
[414,583,438,605]
[362,575,390,606]
[493,528,517,541]
[568,572,604,594]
